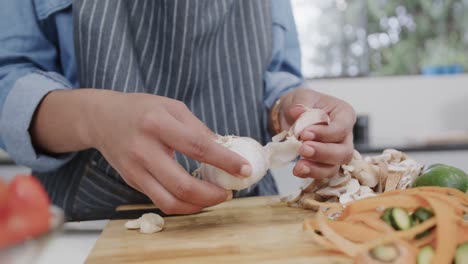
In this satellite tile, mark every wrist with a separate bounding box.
[78,89,121,150]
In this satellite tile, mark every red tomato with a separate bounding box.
[0,175,51,249]
[7,175,50,213]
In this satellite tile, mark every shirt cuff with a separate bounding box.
[0,71,76,171]
[263,70,302,109]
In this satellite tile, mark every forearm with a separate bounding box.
[30,88,114,154]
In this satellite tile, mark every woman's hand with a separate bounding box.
[32,89,251,214]
[275,88,356,179]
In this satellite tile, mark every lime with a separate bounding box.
[413,164,468,192]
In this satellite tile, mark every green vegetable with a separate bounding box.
[381,208,393,226]
[389,208,413,231]
[417,246,434,264]
[412,208,434,223]
[370,244,399,262]
[413,164,468,192]
[412,207,434,239]
[455,243,468,264]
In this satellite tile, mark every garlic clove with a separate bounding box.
[125,219,141,230]
[139,213,164,234]
[291,108,330,137]
[140,221,163,234]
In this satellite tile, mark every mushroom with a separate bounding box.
[338,179,361,204]
[301,178,319,193]
[329,172,351,187]
[281,188,303,204]
[316,178,360,204]
[348,159,380,188]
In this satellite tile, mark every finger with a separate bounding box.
[293,160,339,180]
[300,120,351,143]
[129,165,204,214]
[284,104,307,126]
[152,116,251,178]
[144,146,231,207]
[298,134,354,165]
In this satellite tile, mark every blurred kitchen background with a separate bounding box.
[274,0,468,194]
[1,0,468,195]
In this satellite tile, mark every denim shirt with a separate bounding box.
[0,0,302,172]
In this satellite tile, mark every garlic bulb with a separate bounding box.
[199,136,269,190]
[197,108,330,191]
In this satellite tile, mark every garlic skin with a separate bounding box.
[199,136,269,190]
[264,136,301,168]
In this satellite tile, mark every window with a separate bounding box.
[292,0,468,78]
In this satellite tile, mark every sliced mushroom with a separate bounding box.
[301,178,319,193]
[329,173,351,187]
[338,179,361,204]
[281,188,303,204]
[299,193,319,210]
[348,159,380,187]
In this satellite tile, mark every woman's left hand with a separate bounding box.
[275,88,356,179]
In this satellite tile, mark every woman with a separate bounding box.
[0,0,355,220]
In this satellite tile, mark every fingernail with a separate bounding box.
[301,165,310,175]
[225,190,233,201]
[300,144,315,157]
[240,164,252,178]
[302,131,315,141]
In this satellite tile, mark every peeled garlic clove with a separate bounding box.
[125,219,141,230]
[139,213,164,234]
[140,221,162,234]
[199,136,269,190]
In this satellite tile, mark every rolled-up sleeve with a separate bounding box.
[0,0,75,171]
[264,0,303,109]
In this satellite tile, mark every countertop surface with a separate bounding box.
[36,220,107,264]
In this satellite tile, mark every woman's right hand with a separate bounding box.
[32,90,251,214]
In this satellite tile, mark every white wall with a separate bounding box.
[305,74,468,145]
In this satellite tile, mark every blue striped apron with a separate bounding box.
[37,0,278,221]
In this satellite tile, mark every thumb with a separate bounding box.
[284,104,307,126]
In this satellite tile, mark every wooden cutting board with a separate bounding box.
[85,196,351,264]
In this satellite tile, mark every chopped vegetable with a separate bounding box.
[370,244,399,262]
[389,208,413,231]
[412,208,434,223]
[455,243,468,264]
[412,208,434,239]
[380,208,392,226]
[417,246,434,264]
[303,187,467,263]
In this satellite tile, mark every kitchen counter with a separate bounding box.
[355,142,468,154]
[36,220,107,264]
